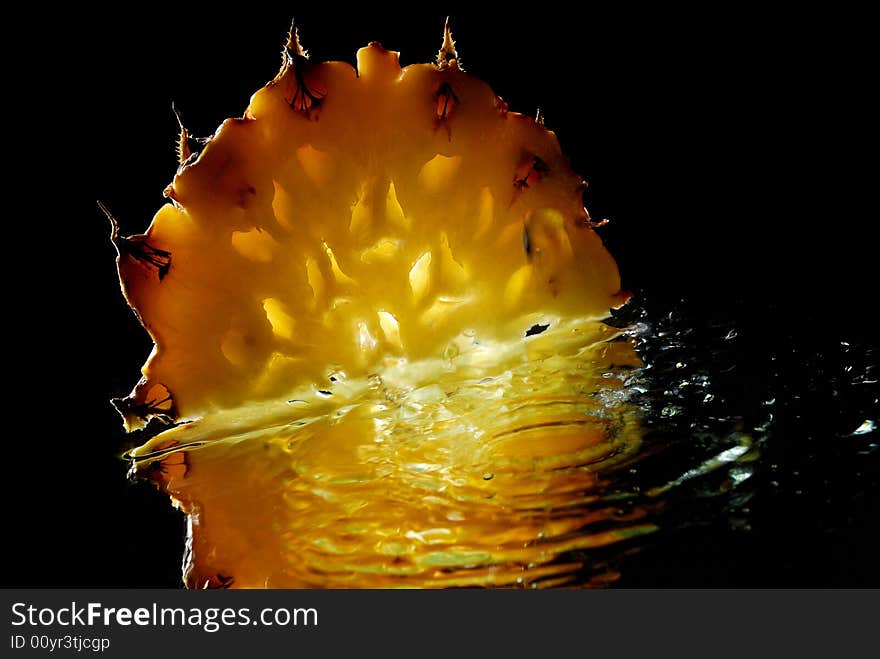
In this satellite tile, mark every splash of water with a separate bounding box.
[126,294,877,587]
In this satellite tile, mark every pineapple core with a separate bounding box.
[114,25,648,588]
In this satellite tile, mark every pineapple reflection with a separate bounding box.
[130,323,653,588]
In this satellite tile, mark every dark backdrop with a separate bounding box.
[6,6,873,587]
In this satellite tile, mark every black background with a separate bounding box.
[6,5,874,587]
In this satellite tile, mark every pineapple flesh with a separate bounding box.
[112,24,650,588]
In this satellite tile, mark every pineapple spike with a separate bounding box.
[437,16,459,70]
[276,18,308,81]
[97,200,171,279]
[97,200,121,256]
[285,18,308,60]
[276,18,324,115]
[171,102,191,165]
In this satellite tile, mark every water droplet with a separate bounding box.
[730,466,752,485]
[482,472,494,480]
[851,419,876,436]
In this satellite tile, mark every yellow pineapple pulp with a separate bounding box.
[112,23,651,588]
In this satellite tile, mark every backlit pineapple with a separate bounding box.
[110,22,650,588]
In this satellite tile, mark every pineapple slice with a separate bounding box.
[112,23,649,588]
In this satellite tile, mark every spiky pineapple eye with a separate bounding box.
[112,21,645,589]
